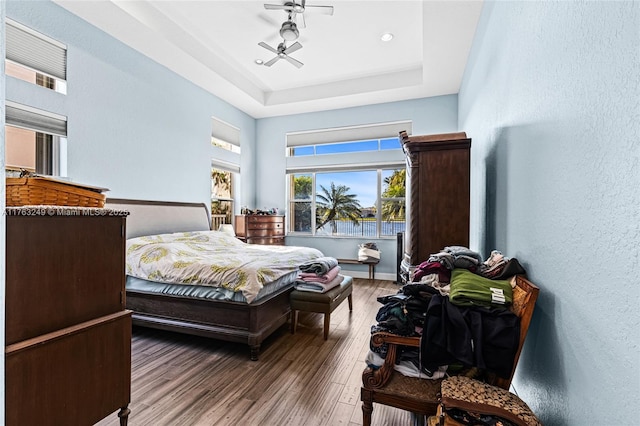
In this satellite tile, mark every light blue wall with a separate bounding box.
[6,0,256,207]
[459,1,640,424]
[0,0,6,419]
[256,96,459,277]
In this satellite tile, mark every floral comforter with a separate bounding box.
[126,230,323,303]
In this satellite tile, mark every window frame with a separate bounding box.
[5,102,68,177]
[210,116,241,229]
[285,121,410,239]
[287,165,406,239]
[5,18,67,94]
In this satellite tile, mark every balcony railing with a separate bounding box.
[211,214,228,230]
[316,219,405,237]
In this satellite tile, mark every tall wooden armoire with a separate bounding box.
[400,130,471,282]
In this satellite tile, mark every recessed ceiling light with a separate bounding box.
[380,32,394,42]
[255,59,264,65]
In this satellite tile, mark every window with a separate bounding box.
[5,19,67,94]
[211,117,240,154]
[286,121,410,238]
[211,167,234,229]
[5,102,67,177]
[292,137,401,157]
[211,116,241,229]
[289,168,405,238]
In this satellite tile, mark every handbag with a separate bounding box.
[430,376,542,426]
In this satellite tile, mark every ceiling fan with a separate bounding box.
[264,0,334,28]
[258,41,304,68]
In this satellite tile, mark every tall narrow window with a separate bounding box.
[211,167,234,229]
[289,173,313,232]
[380,169,406,237]
[211,116,241,229]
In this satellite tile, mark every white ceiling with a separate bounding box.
[53,0,483,118]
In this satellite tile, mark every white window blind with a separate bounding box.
[286,161,404,175]
[286,121,412,147]
[6,19,67,81]
[5,102,67,137]
[211,117,240,147]
[211,159,240,174]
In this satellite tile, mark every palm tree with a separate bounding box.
[316,182,362,233]
[211,169,232,216]
[381,169,406,221]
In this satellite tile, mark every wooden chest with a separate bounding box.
[235,214,285,245]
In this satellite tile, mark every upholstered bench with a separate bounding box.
[290,275,354,340]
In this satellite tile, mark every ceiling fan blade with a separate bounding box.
[264,56,280,67]
[284,55,304,68]
[284,41,302,54]
[264,4,291,11]
[298,11,306,28]
[307,5,333,15]
[258,41,278,54]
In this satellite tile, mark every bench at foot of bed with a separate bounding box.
[290,275,354,340]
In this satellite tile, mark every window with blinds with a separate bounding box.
[5,102,67,177]
[286,121,411,156]
[285,121,410,238]
[211,117,241,226]
[211,117,241,154]
[5,19,67,94]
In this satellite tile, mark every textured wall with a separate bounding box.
[459,1,640,424]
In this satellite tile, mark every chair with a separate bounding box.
[360,275,540,426]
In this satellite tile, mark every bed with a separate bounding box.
[105,198,324,360]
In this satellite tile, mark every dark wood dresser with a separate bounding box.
[5,207,132,426]
[400,130,471,282]
[235,214,285,245]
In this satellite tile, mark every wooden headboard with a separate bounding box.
[105,198,211,239]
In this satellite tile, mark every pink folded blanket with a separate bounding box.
[294,274,344,293]
[299,265,341,283]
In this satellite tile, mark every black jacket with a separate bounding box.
[420,295,520,378]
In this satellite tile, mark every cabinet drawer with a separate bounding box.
[246,228,284,237]
[5,311,132,426]
[247,222,283,231]
[5,215,126,345]
[247,236,285,245]
[247,215,284,224]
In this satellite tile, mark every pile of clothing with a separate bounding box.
[367,246,527,380]
[295,256,344,293]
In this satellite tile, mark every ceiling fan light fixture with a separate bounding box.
[280,20,299,41]
[381,32,394,42]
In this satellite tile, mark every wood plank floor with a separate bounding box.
[96,278,416,426]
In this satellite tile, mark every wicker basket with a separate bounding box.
[6,177,107,207]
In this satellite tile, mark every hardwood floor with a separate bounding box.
[95,278,415,426]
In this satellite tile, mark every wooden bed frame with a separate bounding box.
[106,198,295,361]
